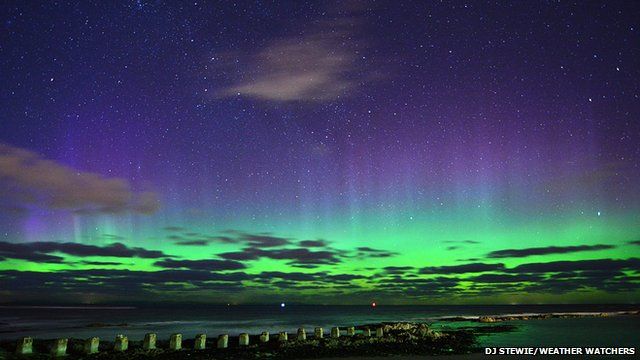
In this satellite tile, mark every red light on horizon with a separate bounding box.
[371,302,376,307]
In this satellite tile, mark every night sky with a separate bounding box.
[1,1,639,304]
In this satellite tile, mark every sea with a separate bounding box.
[1,304,638,348]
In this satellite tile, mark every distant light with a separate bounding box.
[280,302,286,308]
[371,302,377,308]
[597,211,601,217]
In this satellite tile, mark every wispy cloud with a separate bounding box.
[0,143,159,214]
[213,16,372,102]
[487,244,615,259]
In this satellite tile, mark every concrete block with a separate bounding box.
[376,327,384,338]
[169,333,182,350]
[114,335,128,352]
[239,333,249,346]
[194,334,206,350]
[278,331,288,342]
[83,337,99,354]
[347,326,355,336]
[297,327,306,341]
[143,333,157,350]
[363,327,371,337]
[331,327,340,338]
[314,327,323,339]
[15,337,32,355]
[259,331,269,343]
[217,334,228,349]
[51,338,68,357]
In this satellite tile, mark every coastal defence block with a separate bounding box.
[376,327,384,338]
[314,327,323,339]
[297,328,306,341]
[169,333,182,350]
[194,334,206,350]
[143,333,157,350]
[347,327,355,336]
[217,334,228,349]
[278,332,288,342]
[331,327,340,338]
[51,338,68,357]
[83,337,99,354]
[260,332,269,343]
[16,337,32,355]
[239,333,249,346]
[114,335,128,352]
[418,323,429,337]
[363,327,371,337]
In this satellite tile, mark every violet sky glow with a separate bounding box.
[0,1,639,304]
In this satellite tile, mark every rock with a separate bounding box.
[15,337,32,355]
[169,333,182,350]
[217,334,228,349]
[239,333,249,346]
[143,333,157,350]
[114,335,128,352]
[278,332,288,342]
[260,331,270,343]
[194,334,206,350]
[51,338,68,357]
[83,337,99,354]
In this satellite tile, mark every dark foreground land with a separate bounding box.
[0,323,478,359]
[2,311,638,359]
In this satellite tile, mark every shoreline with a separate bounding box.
[1,311,638,359]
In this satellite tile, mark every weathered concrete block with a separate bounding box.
[143,333,157,350]
[194,334,206,350]
[363,327,371,337]
[16,337,33,355]
[51,338,68,357]
[297,327,306,341]
[418,323,429,337]
[314,327,323,339]
[347,326,355,336]
[331,327,340,338]
[83,337,99,354]
[114,335,128,352]
[169,333,182,350]
[278,331,288,342]
[239,333,249,346]
[259,331,269,343]
[217,334,228,349]
[376,327,384,338]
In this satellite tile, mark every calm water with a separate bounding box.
[1,305,638,347]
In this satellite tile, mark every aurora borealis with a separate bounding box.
[0,1,639,305]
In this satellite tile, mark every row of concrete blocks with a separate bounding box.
[16,326,385,356]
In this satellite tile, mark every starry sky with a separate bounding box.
[0,1,639,305]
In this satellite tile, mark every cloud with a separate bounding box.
[354,246,398,258]
[0,241,166,263]
[174,240,210,246]
[0,143,160,214]
[154,258,246,271]
[241,233,291,247]
[219,247,342,267]
[383,266,416,275]
[299,239,330,247]
[213,17,371,102]
[420,262,505,274]
[510,258,640,273]
[487,244,616,258]
[628,240,640,246]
